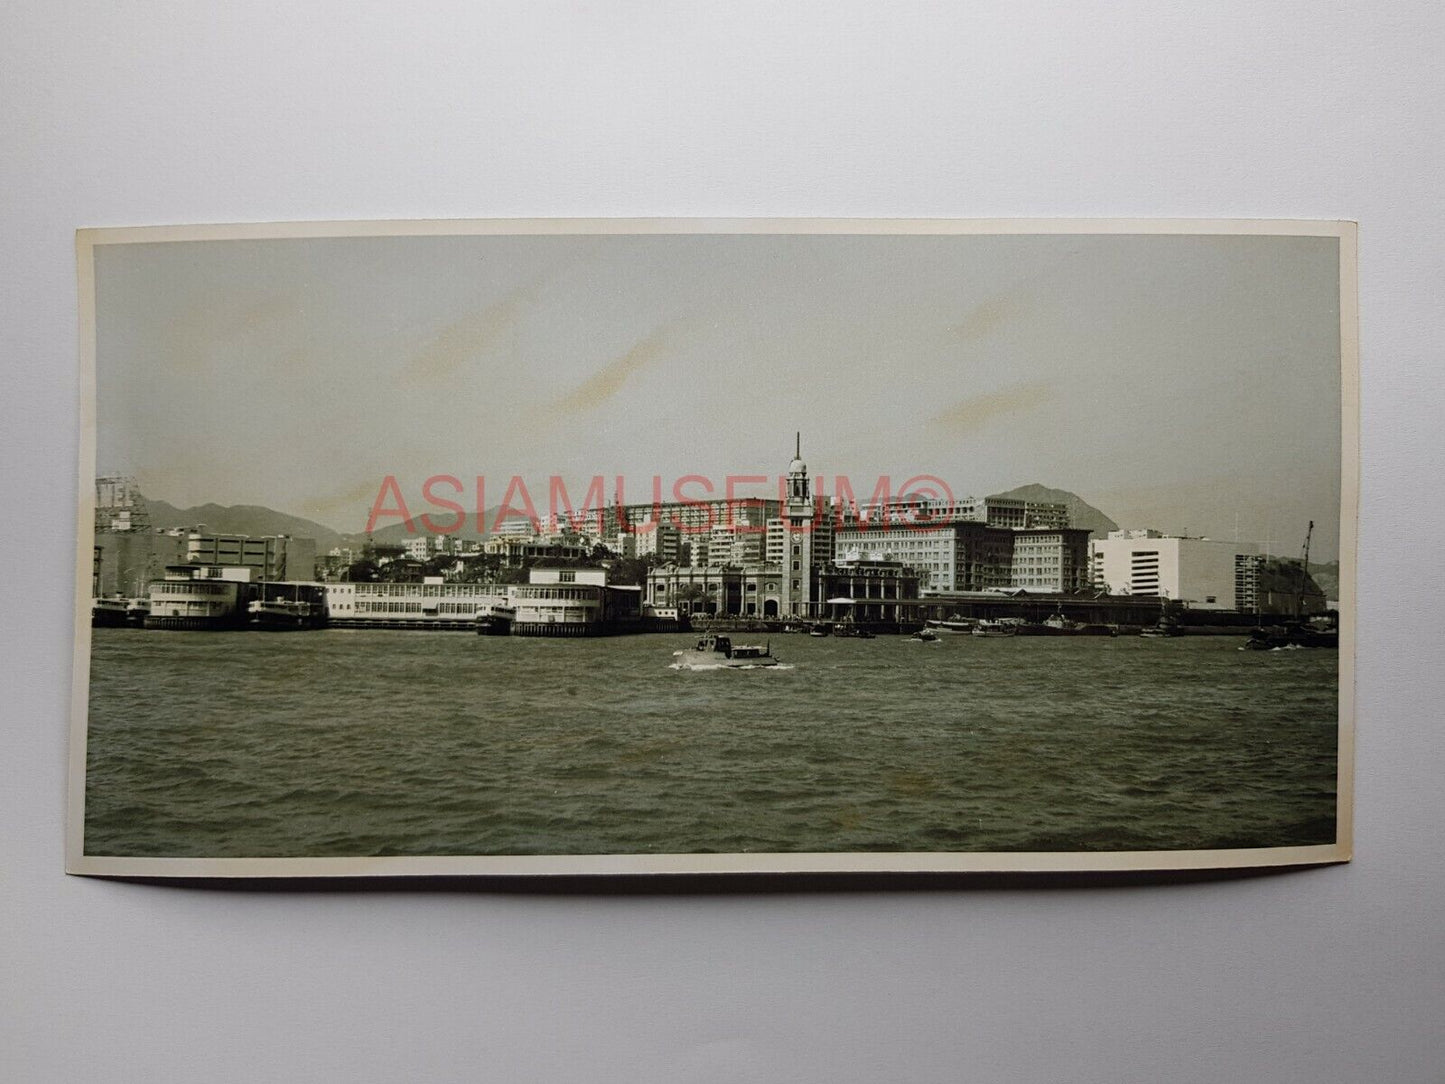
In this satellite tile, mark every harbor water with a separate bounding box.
[83,630,1339,857]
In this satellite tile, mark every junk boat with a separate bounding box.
[672,633,779,669]
[475,602,516,636]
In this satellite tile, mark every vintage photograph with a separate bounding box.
[68,220,1355,876]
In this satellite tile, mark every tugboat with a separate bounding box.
[672,633,779,669]
[970,619,1017,638]
[1041,613,1117,636]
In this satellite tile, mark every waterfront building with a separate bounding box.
[1088,530,1261,610]
[645,565,774,618]
[322,578,508,629]
[511,567,642,636]
[818,555,920,625]
[144,565,259,629]
[646,556,918,623]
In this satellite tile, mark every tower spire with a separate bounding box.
[795,431,801,459]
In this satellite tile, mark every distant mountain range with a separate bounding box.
[989,484,1119,538]
[146,500,349,551]
[145,499,506,551]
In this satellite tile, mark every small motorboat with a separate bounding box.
[909,627,940,642]
[672,633,780,669]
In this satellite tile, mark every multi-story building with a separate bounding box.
[1088,530,1261,610]
[481,534,590,567]
[603,496,778,538]
[632,521,681,564]
[840,494,1068,531]
[184,533,317,581]
[834,521,1018,593]
[1011,528,1092,592]
[92,530,185,597]
[1234,553,1264,614]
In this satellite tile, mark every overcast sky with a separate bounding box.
[94,229,1344,559]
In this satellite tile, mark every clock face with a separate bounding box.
[791,532,803,542]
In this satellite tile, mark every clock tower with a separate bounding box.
[779,433,832,617]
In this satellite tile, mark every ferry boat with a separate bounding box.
[249,597,320,630]
[125,597,150,627]
[91,597,129,627]
[672,633,779,669]
[475,602,516,636]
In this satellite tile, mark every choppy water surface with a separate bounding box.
[84,630,1338,857]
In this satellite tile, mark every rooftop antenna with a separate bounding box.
[795,431,801,459]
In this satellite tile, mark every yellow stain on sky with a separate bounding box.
[930,381,1055,435]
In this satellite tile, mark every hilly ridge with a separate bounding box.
[989,484,1119,538]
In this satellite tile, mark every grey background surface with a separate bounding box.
[3,4,1441,1081]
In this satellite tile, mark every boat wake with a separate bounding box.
[669,662,796,671]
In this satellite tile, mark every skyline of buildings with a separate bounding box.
[91,434,1333,616]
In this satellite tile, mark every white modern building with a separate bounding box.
[1089,530,1260,610]
[633,521,682,564]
